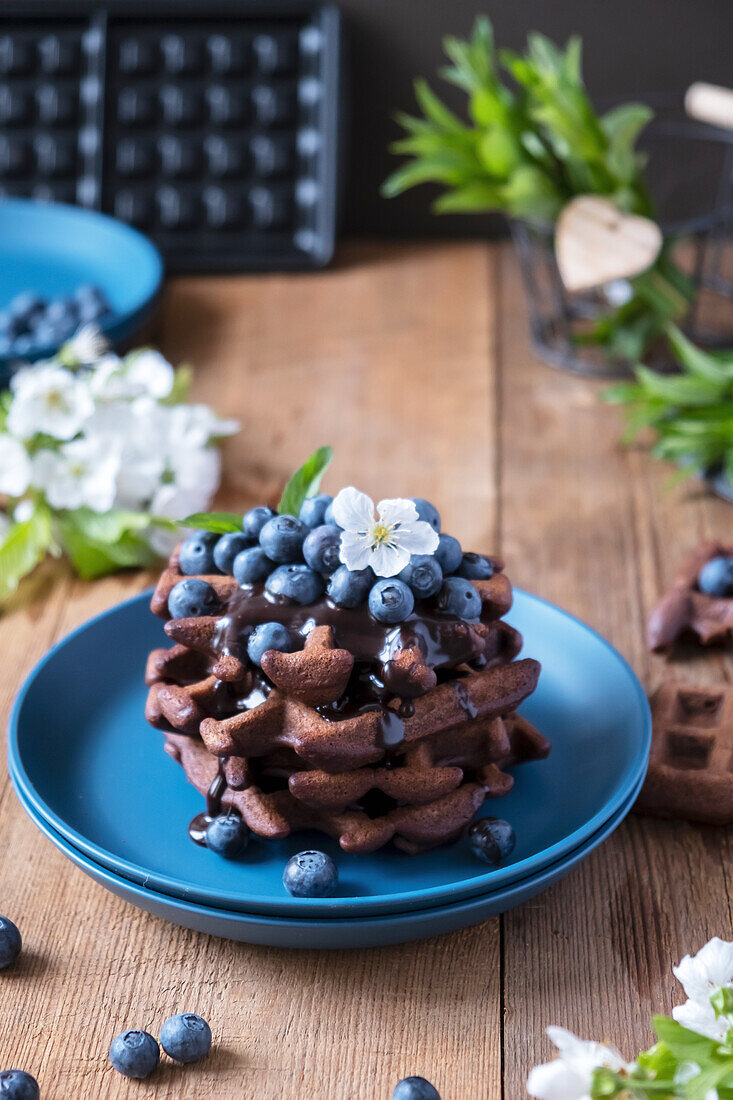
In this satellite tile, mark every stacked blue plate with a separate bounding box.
[8,589,651,949]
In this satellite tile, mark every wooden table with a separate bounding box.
[1,241,731,1099]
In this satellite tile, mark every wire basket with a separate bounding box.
[511,113,733,380]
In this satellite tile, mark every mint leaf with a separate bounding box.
[0,505,53,601]
[177,512,243,534]
[278,446,333,516]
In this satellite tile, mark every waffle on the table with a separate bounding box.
[146,546,548,854]
[635,682,733,825]
[647,541,733,651]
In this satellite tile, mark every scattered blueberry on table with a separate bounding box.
[205,812,249,858]
[393,1076,441,1100]
[0,1070,40,1100]
[168,578,222,619]
[0,916,21,970]
[283,850,338,897]
[698,555,733,597]
[468,818,516,866]
[160,1014,212,1064]
[108,1030,160,1079]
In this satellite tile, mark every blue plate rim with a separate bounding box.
[7,586,651,917]
[0,197,164,362]
[13,770,643,935]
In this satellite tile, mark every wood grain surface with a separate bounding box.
[0,241,730,1099]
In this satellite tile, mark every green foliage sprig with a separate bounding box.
[383,17,694,362]
[604,325,733,484]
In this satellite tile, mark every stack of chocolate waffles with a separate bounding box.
[145,536,548,856]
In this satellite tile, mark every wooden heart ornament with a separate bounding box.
[555,195,663,294]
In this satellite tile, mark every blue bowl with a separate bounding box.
[0,198,163,382]
[8,588,651,918]
[14,774,643,949]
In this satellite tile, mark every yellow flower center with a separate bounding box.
[371,523,391,545]
[45,390,67,411]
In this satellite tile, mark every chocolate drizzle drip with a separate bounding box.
[188,755,228,846]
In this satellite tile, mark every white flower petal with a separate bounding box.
[394,519,440,555]
[64,324,109,365]
[0,436,32,496]
[32,438,119,513]
[333,487,375,531]
[125,350,175,399]
[13,499,34,524]
[673,1000,727,1041]
[369,541,411,578]
[376,497,419,529]
[338,529,376,572]
[526,1060,590,1100]
[674,939,733,1004]
[170,446,221,496]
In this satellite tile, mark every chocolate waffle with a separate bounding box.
[635,682,733,825]
[146,544,548,854]
[647,542,733,651]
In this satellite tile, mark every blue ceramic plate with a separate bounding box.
[0,198,163,379]
[14,774,643,949]
[8,588,651,918]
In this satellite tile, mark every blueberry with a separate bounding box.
[0,1071,39,1100]
[368,578,414,623]
[108,1030,160,1079]
[393,1077,441,1100]
[265,563,324,605]
[282,850,338,897]
[44,298,78,328]
[242,505,275,539]
[233,546,273,585]
[247,621,293,666]
[0,335,11,357]
[8,292,44,329]
[213,532,253,574]
[0,916,21,970]
[259,514,307,563]
[323,500,338,526]
[468,818,516,866]
[160,1013,212,1064]
[411,498,441,533]
[74,284,109,323]
[206,812,249,858]
[179,531,220,575]
[0,311,23,340]
[436,576,482,620]
[327,565,373,608]
[299,493,333,528]
[302,524,342,575]
[29,320,61,348]
[698,555,733,598]
[10,335,33,358]
[398,554,443,599]
[168,579,221,619]
[456,552,494,580]
[434,534,463,575]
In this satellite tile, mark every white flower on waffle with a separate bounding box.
[333,487,439,578]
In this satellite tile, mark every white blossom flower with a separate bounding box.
[8,364,93,440]
[124,350,175,399]
[13,499,35,524]
[527,1027,629,1100]
[167,404,239,449]
[333,487,439,578]
[32,438,120,513]
[62,324,109,366]
[673,938,733,1041]
[148,481,214,555]
[0,435,32,497]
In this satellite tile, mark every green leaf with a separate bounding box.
[177,512,243,534]
[0,505,53,601]
[55,508,157,580]
[711,986,733,1018]
[666,325,733,383]
[278,446,333,516]
[652,1016,718,1062]
[161,364,193,405]
[636,1040,679,1081]
[601,103,653,183]
[413,78,465,132]
[432,182,504,213]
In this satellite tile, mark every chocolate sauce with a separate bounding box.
[188,755,228,846]
[215,584,488,716]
